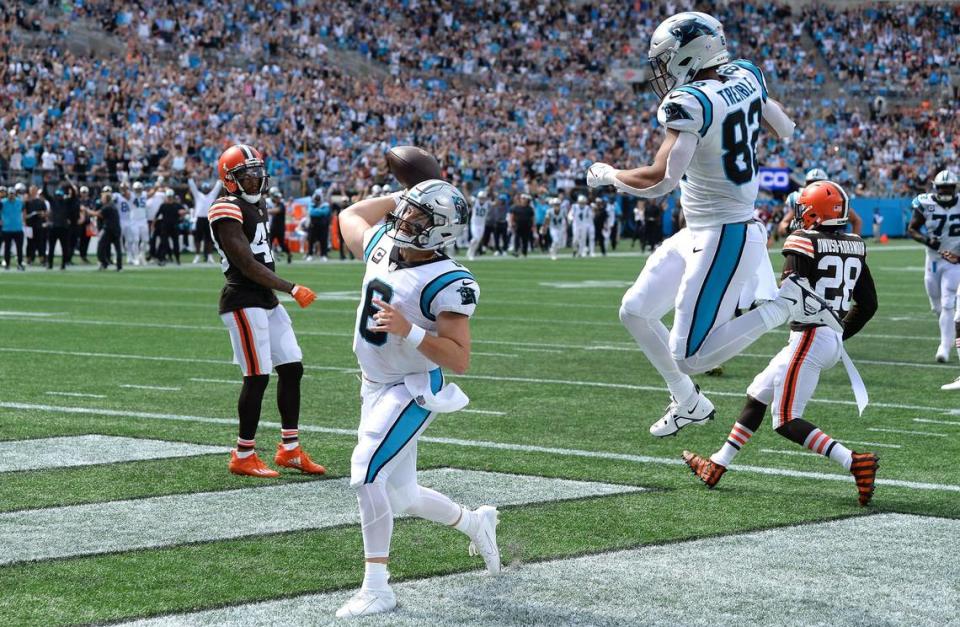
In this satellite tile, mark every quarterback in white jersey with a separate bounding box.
[908,170,960,363]
[587,11,841,437]
[336,178,500,619]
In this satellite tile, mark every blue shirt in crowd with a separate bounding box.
[1,198,24,232]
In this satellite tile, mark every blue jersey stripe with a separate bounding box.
[363,225,388,261]
[732,60,767,102]
[419,269,475,321]
[685,223,748,358]
[675,86,713,137]
[364,368,444,484]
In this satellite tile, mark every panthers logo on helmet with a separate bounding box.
[670,18,720,47]
[453,195,468,224]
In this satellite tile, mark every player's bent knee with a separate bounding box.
[386,481,418,514]
[275,361,303,381]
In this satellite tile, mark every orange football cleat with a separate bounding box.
[275,444,327,475]
[229,450,280,478]
[850,452,879,506]
[682,450,727,488]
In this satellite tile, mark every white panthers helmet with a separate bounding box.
[132,181,143,192]
[577,194,587,203]
[648,12,729,100]
[804,168,828,185]
[934,170,958,203]
[476,189,488,200]
[387,179,468,251]
[14,182,26,193]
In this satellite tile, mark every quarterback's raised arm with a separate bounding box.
[587,129,696,199]
[339,195,398,258]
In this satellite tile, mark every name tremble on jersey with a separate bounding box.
[716,81,757,107]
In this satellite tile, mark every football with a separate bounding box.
[386,145,442,188]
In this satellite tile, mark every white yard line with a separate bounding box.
[913,417,960,426]
[189,377,240,385]
[459,409,507,416]
[119,384,182,392]
[0,402,956,494]
[0,435,223,473]
[4,347,956,415]
[0,310,64,317]
[0,469,643,566]
[840,440,902,450]
[759,448,818,458]
[867,427,947,438]
[44,391,106,399]
[471,351,519,358]
[123,514,960,627]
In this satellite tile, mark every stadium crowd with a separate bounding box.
[0,0,957,268]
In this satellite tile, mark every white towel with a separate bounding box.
[840,346,869,416]
[404,372,469,413]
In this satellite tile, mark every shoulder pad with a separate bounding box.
[782,232,815,258]
[659,87,712,137]
[730,59,768,101]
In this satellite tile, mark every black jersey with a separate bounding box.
[782,228,877,338]
[209,193,279,314]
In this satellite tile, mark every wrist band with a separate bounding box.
[406,324,426,348]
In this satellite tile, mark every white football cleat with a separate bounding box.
[467,505,501,575]
[935,348,949,363]
[941,376,960,391]
[778,274,843,333]
[335,587,397,619]
[649,388,716,437]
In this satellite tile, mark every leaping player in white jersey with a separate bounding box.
[587,12,842,437]
[335,178,501,619]
[907,170,960,364]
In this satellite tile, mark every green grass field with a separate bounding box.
[0,243,958,625]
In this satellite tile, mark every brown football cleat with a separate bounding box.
[274,444,327,475]
[682,450,727,488]
[850,452,879,506]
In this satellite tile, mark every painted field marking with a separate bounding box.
[759,448,818,458]
[4,346,957,416]
[189,378,240,385]
[840,440,902,450]
[0,435,224,473]
[119,384,182,392]
[867,428,946,438]
[0,469,643,566]
[123,514,960,627]
[459,409,506,416]
[471,351,519,358]
[0,311,64,317]
[45,391,106,399]
[913,417,960,426]
[0,402,956,494]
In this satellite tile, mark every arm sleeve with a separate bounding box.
[761,98,795,139]
[842,263,878,340]
[207,200,243,224]
[780,251,815,281]
[657,88,710,136]
[429,276,480,320]
[612,131,697,199]
[782,233,815,259]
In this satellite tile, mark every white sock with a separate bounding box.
[829,442,854,471]
[939,308,955,355]
[235,449,255,459]
[282,441,299,451]
[405,487,461,526]
[362,561,390,592]
[453,506,478,536]
[619,308,696,403]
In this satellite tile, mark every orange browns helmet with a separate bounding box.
[217,144,268,203]
[796,180,849,230]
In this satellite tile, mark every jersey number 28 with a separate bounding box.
[816,255,861,311]
[721,99,762,185]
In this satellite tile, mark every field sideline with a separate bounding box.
[0,243,958,625]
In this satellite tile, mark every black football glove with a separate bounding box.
[925,236,941,251]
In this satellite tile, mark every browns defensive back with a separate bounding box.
[683,181,880,506]
[209,144,325,478]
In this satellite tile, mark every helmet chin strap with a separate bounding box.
[241,192,262,203]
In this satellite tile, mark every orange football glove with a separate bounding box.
[291,284,316,308]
